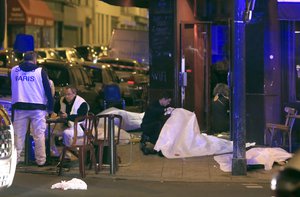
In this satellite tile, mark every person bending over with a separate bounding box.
[140,92,172,155]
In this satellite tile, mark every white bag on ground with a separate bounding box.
[51,178,87,190]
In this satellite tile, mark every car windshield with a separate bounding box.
[42,65,70,86]
[37,49,62,60]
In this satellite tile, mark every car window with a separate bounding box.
[43,65,70,86]
[71,68,85,86]
[0,75,11,96]
[108,68,120,83]
[56,51,67,60]
[102,69,112,83]
[37,51,46,58]
[79,68,92,86]
[84,67,103,83]
[0,53,8,66]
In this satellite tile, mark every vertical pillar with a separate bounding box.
[232,0,247,175]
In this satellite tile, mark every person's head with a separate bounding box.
[159,92,172,107]
[23,51,37,64]
[213,83,229,97]
[64,86,77,103]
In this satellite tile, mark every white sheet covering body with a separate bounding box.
[99,107,144,131]
[214,147,292,172]
[97,107,144,144]
[154,108,234,158]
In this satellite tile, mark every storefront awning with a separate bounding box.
[100,0,149,8]
[7,0,54,26]
[278,2,300,20]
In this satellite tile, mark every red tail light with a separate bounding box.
[127,80,135,85]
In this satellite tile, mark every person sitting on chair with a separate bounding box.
[140,92,173,155]
[51,86,89,156]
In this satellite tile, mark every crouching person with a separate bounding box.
[140,92,172,155]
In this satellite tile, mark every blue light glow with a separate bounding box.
[278,0,300,2]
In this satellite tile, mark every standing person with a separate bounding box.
[11,51,54,167]
[51,86,89,155]
[140,92,172,155]
[211,83,230,134]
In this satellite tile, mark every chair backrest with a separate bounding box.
[284,107,298,128]
[103,84,122,102]
[94,114,122,145]
[72,113,95,146]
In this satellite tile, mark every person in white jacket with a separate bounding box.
[51,86,89,156]
[11,51,54,167]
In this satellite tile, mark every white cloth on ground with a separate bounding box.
[154,108,236,158]
[214,147,292,172]
[51,178,87,190]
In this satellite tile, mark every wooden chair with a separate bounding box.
[94,114,122,173]
[57,113,98,178]
[264,107,297,152]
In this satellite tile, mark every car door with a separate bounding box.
[70,67,101,113]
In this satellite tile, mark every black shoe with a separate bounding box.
[37,161,51,167]
[158,151,164,157]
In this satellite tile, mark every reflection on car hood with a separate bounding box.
[0,96,12,118]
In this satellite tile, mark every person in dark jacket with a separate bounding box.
[140,92,172,155]
[11,51,54,167]
[211,83,230,134]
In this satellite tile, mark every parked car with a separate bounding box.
[97,57,149,104]
[82,63,140,105]
[75,45,108,62]
[97,57,149,84]
[0,67,12,117]
[35,48,63,62]
[38,61,103,114]
[0,49,22,68]
[0,103,17,189]
[0,67,17,189]
[54,47,85,64]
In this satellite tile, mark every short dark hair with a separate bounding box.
[160,91,172,99]
[64,85,77,94]
[23,51,37,61]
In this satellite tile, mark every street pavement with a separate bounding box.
[0,135,284,197]
[15,139,282,184]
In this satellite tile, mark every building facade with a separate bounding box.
[5,0,148,48]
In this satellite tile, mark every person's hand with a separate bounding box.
[164,107,175,116]
[50,112,57,118]
[59,112,67,119]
